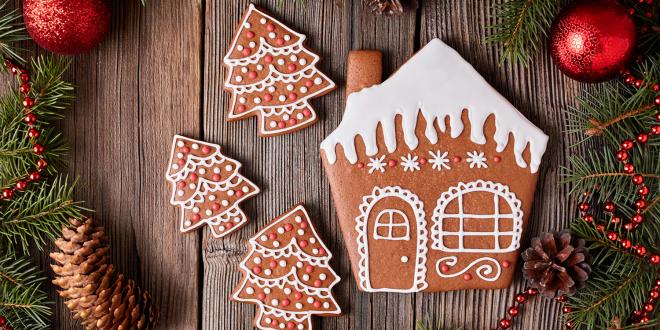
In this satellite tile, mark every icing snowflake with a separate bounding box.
[466,151,488,169]
[367,156,386,174]
[400,154,420,172]
[428,150,450,171]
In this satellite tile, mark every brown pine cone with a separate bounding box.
[364,0,417,16]
[51,218,159,329]
[521,230,592,298]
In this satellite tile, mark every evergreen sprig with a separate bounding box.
[0,254,50,330]
[0,1,27,63]
[487,0,559,66]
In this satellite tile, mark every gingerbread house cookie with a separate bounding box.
[320,39,549,292]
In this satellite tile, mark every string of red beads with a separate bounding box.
[1,58,47,201]
[491,288,540,329]
[0,315,12,330]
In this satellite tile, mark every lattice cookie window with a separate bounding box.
[373,209,411,241]
[431,180,523,253]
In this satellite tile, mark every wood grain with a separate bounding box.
[45,0,581,329]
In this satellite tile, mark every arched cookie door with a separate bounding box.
[356,186,428,292]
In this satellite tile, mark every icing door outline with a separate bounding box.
[356,186,428,292]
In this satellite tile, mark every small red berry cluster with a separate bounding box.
[1,58,47,201]
[0,315,12,330]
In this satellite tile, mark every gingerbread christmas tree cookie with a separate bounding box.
[232,205,341,330]
[320,39,549,292]
[223,4,335,136]
[165,135,259,238]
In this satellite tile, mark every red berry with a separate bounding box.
[649,254,660,264]
[638,186,649,196]
[603,201,615,212]
[623,163,635,174]
[2,188,13,200]
[636,246,647,256]
[596,224,605,232]
[650,289,660,299]
[651,125,660,135]
[565,321,574,329]
[508,306,519,317]
[28,171,40,182]
[0,315,6,326]
[636,133,649,143]
[22,97,34,108]
[557,295,568,303]
[615,150,628,162]
[515,294,527,304]
[387,159,397,167]
[10,66,18,74]
[635,199,647,209]
[32,144,44,155]
[583,214,594,223]
[527,288,539,295]
[20,73,29,82]
[606,231,618,241]
[644,303,654,312]
[610,215,621,224]
[655,96,660,106]
[499,319,511,329]
[19,83,30,94]
[632,213,644,224]
[36,159,48,169]
[632,174,644,185]
[624,223,635,231]
[15,180,27,191]
[24,112,37,125]
[27,128,40,138]
[579,202,590,212]
[562,306,573,313]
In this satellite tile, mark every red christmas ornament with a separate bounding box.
[23,0,111,55]
[549,0,637,83]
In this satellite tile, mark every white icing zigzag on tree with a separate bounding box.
[321,38,548,173]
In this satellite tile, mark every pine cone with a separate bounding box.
[522,230,592,298]
[51,218,159,329]
[364,0,417,16]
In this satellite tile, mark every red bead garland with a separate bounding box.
[492,288,541,330]
[1,59,47,201]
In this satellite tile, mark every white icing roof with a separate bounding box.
[320,39,548,173]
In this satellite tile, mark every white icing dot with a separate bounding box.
[260,18,267,24]
[295,216,302,223]
[213,167,221,174]
[177,141,184,147]
[271,299,279,306]
[268,86,276,93]
[192,207,200,213]
[277,59,285,65]
[278,95,287,102]
[401,256,409,263]
[300,86,308,93]
[225,165,233,171]
[254,97,262,104]
[319,273,327,280]
[208,195,216,201]
[296,262,303,268]
[296,113,304,120]
[248,41,256,48]
[171,164,179,170]
[273,241,280,247]
[279,324,285,329]
[270,121,277,128]
[257,64,264,71]
[283,114,290,121]
[237,45,244,51]
[283,287,292,295]
[184,220,191,226]
[253,257,262,264]
[222,200,229,207]
[290,55,298,61]
[239,97,246,104]
[323,302,330,309]
[189,183,196,189]
[299,58,307,65]
[296,303,303,310]
[279,260,286,267]
[205,210,212,216]
[277,227,285,234]
[192,143,199,150]
[314,77,323,85]
[227,190,235,196]
[264,288,271,294]
[235,76,243,82]
[260,235,268,242]
[246,287,254,294]
[284,35,291,41]
[307,297,314,303]
[264,269,272,275]
[177,190,184,196]
[310,237,316,244]
[243,22,251,29]
[286,84,294,91]
[265,318,272,324]
[218,225,225,231]
[176,152,183,158]
[234,217,241,223]
[242,186,250,193]
[312,248,319,254]
[297,229,305,236]
[268,32,276,39]
[199,168,206,174]
[302,274,310,281]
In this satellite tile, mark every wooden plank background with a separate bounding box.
[35,0,583,329]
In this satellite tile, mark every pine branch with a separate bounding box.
[0,254,50,330]
[0,176,86,253]
[487,0,559,66]
[0,1,27,63]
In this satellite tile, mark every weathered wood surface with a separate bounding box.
[44,0,581,329]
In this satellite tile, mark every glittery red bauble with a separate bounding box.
[23,0,111,55]
[549,0,637,83]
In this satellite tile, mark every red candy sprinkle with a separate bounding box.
[177,181,186,188]
[357,162,365,169]
[202,146,211,153]
[248,71,257,79]
[287,322,295,329]
[264,94,273,102]
[284,223,293,231]
[313,301,322,308]
[493,155,502,163]
[212,174,221,181]
[314,279,322,287]
[278,121,286,129]
[235,190,244,197]
[300,221,308,229]
[303,109,312,117]
[502,260,511,268]
[212,203,220,211]
[276,38,285,46]
[257,292,266,300]
[452,156,462,163]
[246,31,255,38]
[419,157,428,165]
[463,273,472,281]
[192,214,201,221]
[305,265,314,273]
[300,240,308,248]
[252,266,262,274]
[264,55,273,63]
[189,173,198,181]
[266,24,275,31]
[305,80,314,87]
[269,260,277,268]
[181,146,190,153]
[318,248,326,256]
[237,105,246,112]
[287,63,297,71]
[288,93,298,101]
[440,264,449,273]
[226,222,234,229]
[288,118,297,126]
[242,48,251,56]
[268,233,277,240]
[294,292,303,299]
[178,159,186,166]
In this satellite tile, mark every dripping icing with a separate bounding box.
[320,39,548,173]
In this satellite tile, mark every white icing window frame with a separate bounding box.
[431,180,523,253]
[356,186,428,293]
[373,209,411,241]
